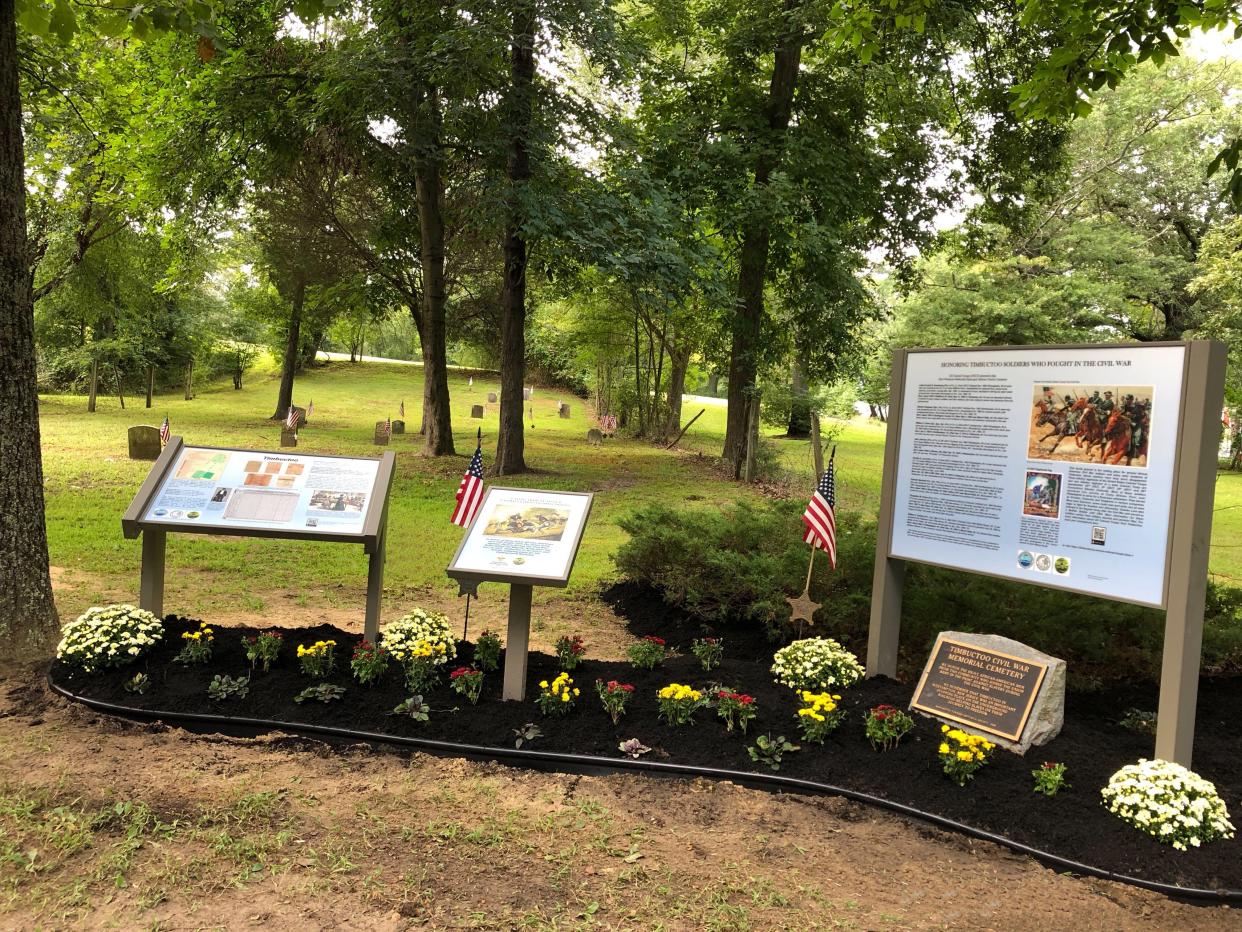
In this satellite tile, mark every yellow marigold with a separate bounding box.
[938,743,950,754]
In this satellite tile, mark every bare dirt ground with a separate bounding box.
[2,665,1238,931]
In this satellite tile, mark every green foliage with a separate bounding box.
[1032,762,1069,797]
[293,683,346,704]
[391,696,430,723]
[206,675,249,701]
[747,734,799,772]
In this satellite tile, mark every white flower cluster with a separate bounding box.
[1101,759,1235,852]
[56,604,164,672]
[380,608,457,665]
[771,637,864,693]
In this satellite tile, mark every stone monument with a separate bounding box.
[128,425,162,461]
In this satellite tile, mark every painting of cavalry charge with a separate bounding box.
[483,505,570,541]
[1028,384,1153,468]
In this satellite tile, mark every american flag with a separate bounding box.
[802,454,837,568]
[385,417,392,437]
[399,399,405,419]
[159,416,170,445]
[451,436,485,527]
[285,406,298,430]
[307,400,314,418]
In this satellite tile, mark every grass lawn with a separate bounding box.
[37,357,1242,628]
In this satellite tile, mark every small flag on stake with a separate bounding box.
[307,399,314,418]
[451,430,485,527]
[285,406,298,430]
[159,416,171,445]
[801,450,838,569]
[385,417,392,437]
[399,399,405,419]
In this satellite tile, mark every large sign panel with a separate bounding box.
[142,446,381,535]
[889,345,1186,607]
[448,487,592,586]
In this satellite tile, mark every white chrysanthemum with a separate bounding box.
[380,608,457,666]
[770,638,863,693]
[1101,759,1234,852]
[56,604,163,672]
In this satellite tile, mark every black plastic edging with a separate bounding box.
[47,677,1242,905]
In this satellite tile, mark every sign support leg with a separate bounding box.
[503,584,533,701]
[1155,341,1227,767]
[364,532,386,643]
[866,349,908,679]
[139,530,166,617]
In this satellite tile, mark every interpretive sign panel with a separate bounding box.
[888,344,1186,608]
[447,486,592,587]
[911,637,1049,743]
[138,445,381,539]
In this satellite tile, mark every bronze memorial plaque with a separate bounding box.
[911,638,1048,742]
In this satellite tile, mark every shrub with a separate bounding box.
[56,605,163,672]
[771,638,863,693]
[627,635,668,671]
[1101,759,1235,850]
[474,630,502,672]
[243,630,282,672]
[796,691,846,743]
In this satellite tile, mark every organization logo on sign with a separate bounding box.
[1054,556,1071,575]
[1017,551,1035,569]
[1034,553,1053,573]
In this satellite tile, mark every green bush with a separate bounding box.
[613,499,1242,683]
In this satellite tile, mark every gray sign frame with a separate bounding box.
[867,341,1227,767]
[446,486,594,701]
[122,436,397,640]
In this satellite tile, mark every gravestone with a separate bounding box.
[392,419,405,435]
[587,428,603,446]
[559,403,571,418]
[522,388,532,400]
[280,428,298,448]
[373,421,390,446]
[487,392,498,403]
[128,425,162,461]
[471,405,485,418]
[910,631,1065,754]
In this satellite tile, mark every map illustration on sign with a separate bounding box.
[143,445,381,536]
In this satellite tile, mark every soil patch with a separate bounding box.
[50,616,1242,894]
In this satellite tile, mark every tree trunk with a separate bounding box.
[787,359,811,437]
[722,2,804,475]
[494,0,536,476]
[705,370,719,396]
[665,347,688,439]
[115,367,125,410]
[413,84,455,456]
[0,0,58,659]
[183,357,194,401]
[146,364,154,407]
[87,357,98,412]
[271,278,304,419]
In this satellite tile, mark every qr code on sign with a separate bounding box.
[1091,526,1107,546]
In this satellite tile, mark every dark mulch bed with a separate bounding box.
[51,614,1241,893]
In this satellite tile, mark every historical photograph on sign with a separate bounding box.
[1022,470,1062,519]
[482,504,570,541]
[1028,383,1153,467]
[224,489,299,523]
[175,450,229,481]
[308,490,367,513]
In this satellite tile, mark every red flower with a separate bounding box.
[450,666,479,679]
[644,636,665,646]
[601,679,634,693]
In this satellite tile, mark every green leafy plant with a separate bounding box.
[748,734,799,772]
[1032,761,1069,797]
[864,704,914,751]
[473,630,502,672]
[690,637,723,671]
[123,672,149,695]
[627,635,668,671]
[771,638,863,693]
[402,643,446,694]
[1119,708,1158,735]
[175,620,215,664]
[714,689,757,734]
[55,604,164,672]
[536,673,579,716]
[449,666,484,704]
[513,723,541,749]
[297,640,337,678]
[294,683,346,704]
[554,634,587,670]
[242,630,282,672]
[656,683,705,726]
[937,725,996,786]
[350,640,389,685]
[1102,759,1235,850]
[207,675,249,701]
[392,696,430,722]
[596,679,635,725]
[796,691,846,743]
